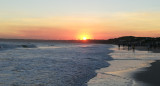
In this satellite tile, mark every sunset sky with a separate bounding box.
[0,0,160,40]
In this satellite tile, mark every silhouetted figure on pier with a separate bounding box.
[132,45,135,52]
[118,44,121,50]
[147,44,152,51]
[122,44,125,47]
[127,44,131,50]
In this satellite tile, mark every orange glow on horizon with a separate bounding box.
[0,12,160,40]
[78,33,93,40]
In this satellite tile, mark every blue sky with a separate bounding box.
[0,0,160,17]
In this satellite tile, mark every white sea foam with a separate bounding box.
[0,41,112,86]
[2,41,158,86]
[88,45,160,86]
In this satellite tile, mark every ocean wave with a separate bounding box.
[0,44,37,49]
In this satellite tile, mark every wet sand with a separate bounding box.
[134,60,160,86]
[88,45,160,86]
[122,46,160,86]
[88,45,156,86]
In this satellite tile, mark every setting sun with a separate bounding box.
[78,34,92,40]
[83,37,87,40]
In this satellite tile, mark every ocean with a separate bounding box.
[0,41,160,86]
[0,41,112,86]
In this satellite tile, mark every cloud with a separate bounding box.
[0,12,160,39]
[12,26,78,40]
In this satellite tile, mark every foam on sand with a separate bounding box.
[88,45,160,86]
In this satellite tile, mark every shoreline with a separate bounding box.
[134,60,160,86]
[125,45,160,86]
[87,45,145,86]
[83,44,114,86]
[0,43,114,86]
[88,45,160,86]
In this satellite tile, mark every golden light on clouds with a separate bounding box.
[0,12,160,39]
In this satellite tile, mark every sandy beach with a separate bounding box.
[120,45,160,85]
[134,60,160,86]
[88,45,160,86]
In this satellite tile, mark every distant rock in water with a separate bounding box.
[20,44,37,48]
[21,45,28,48]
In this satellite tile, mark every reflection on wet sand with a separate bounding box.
[88,45,160,86]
